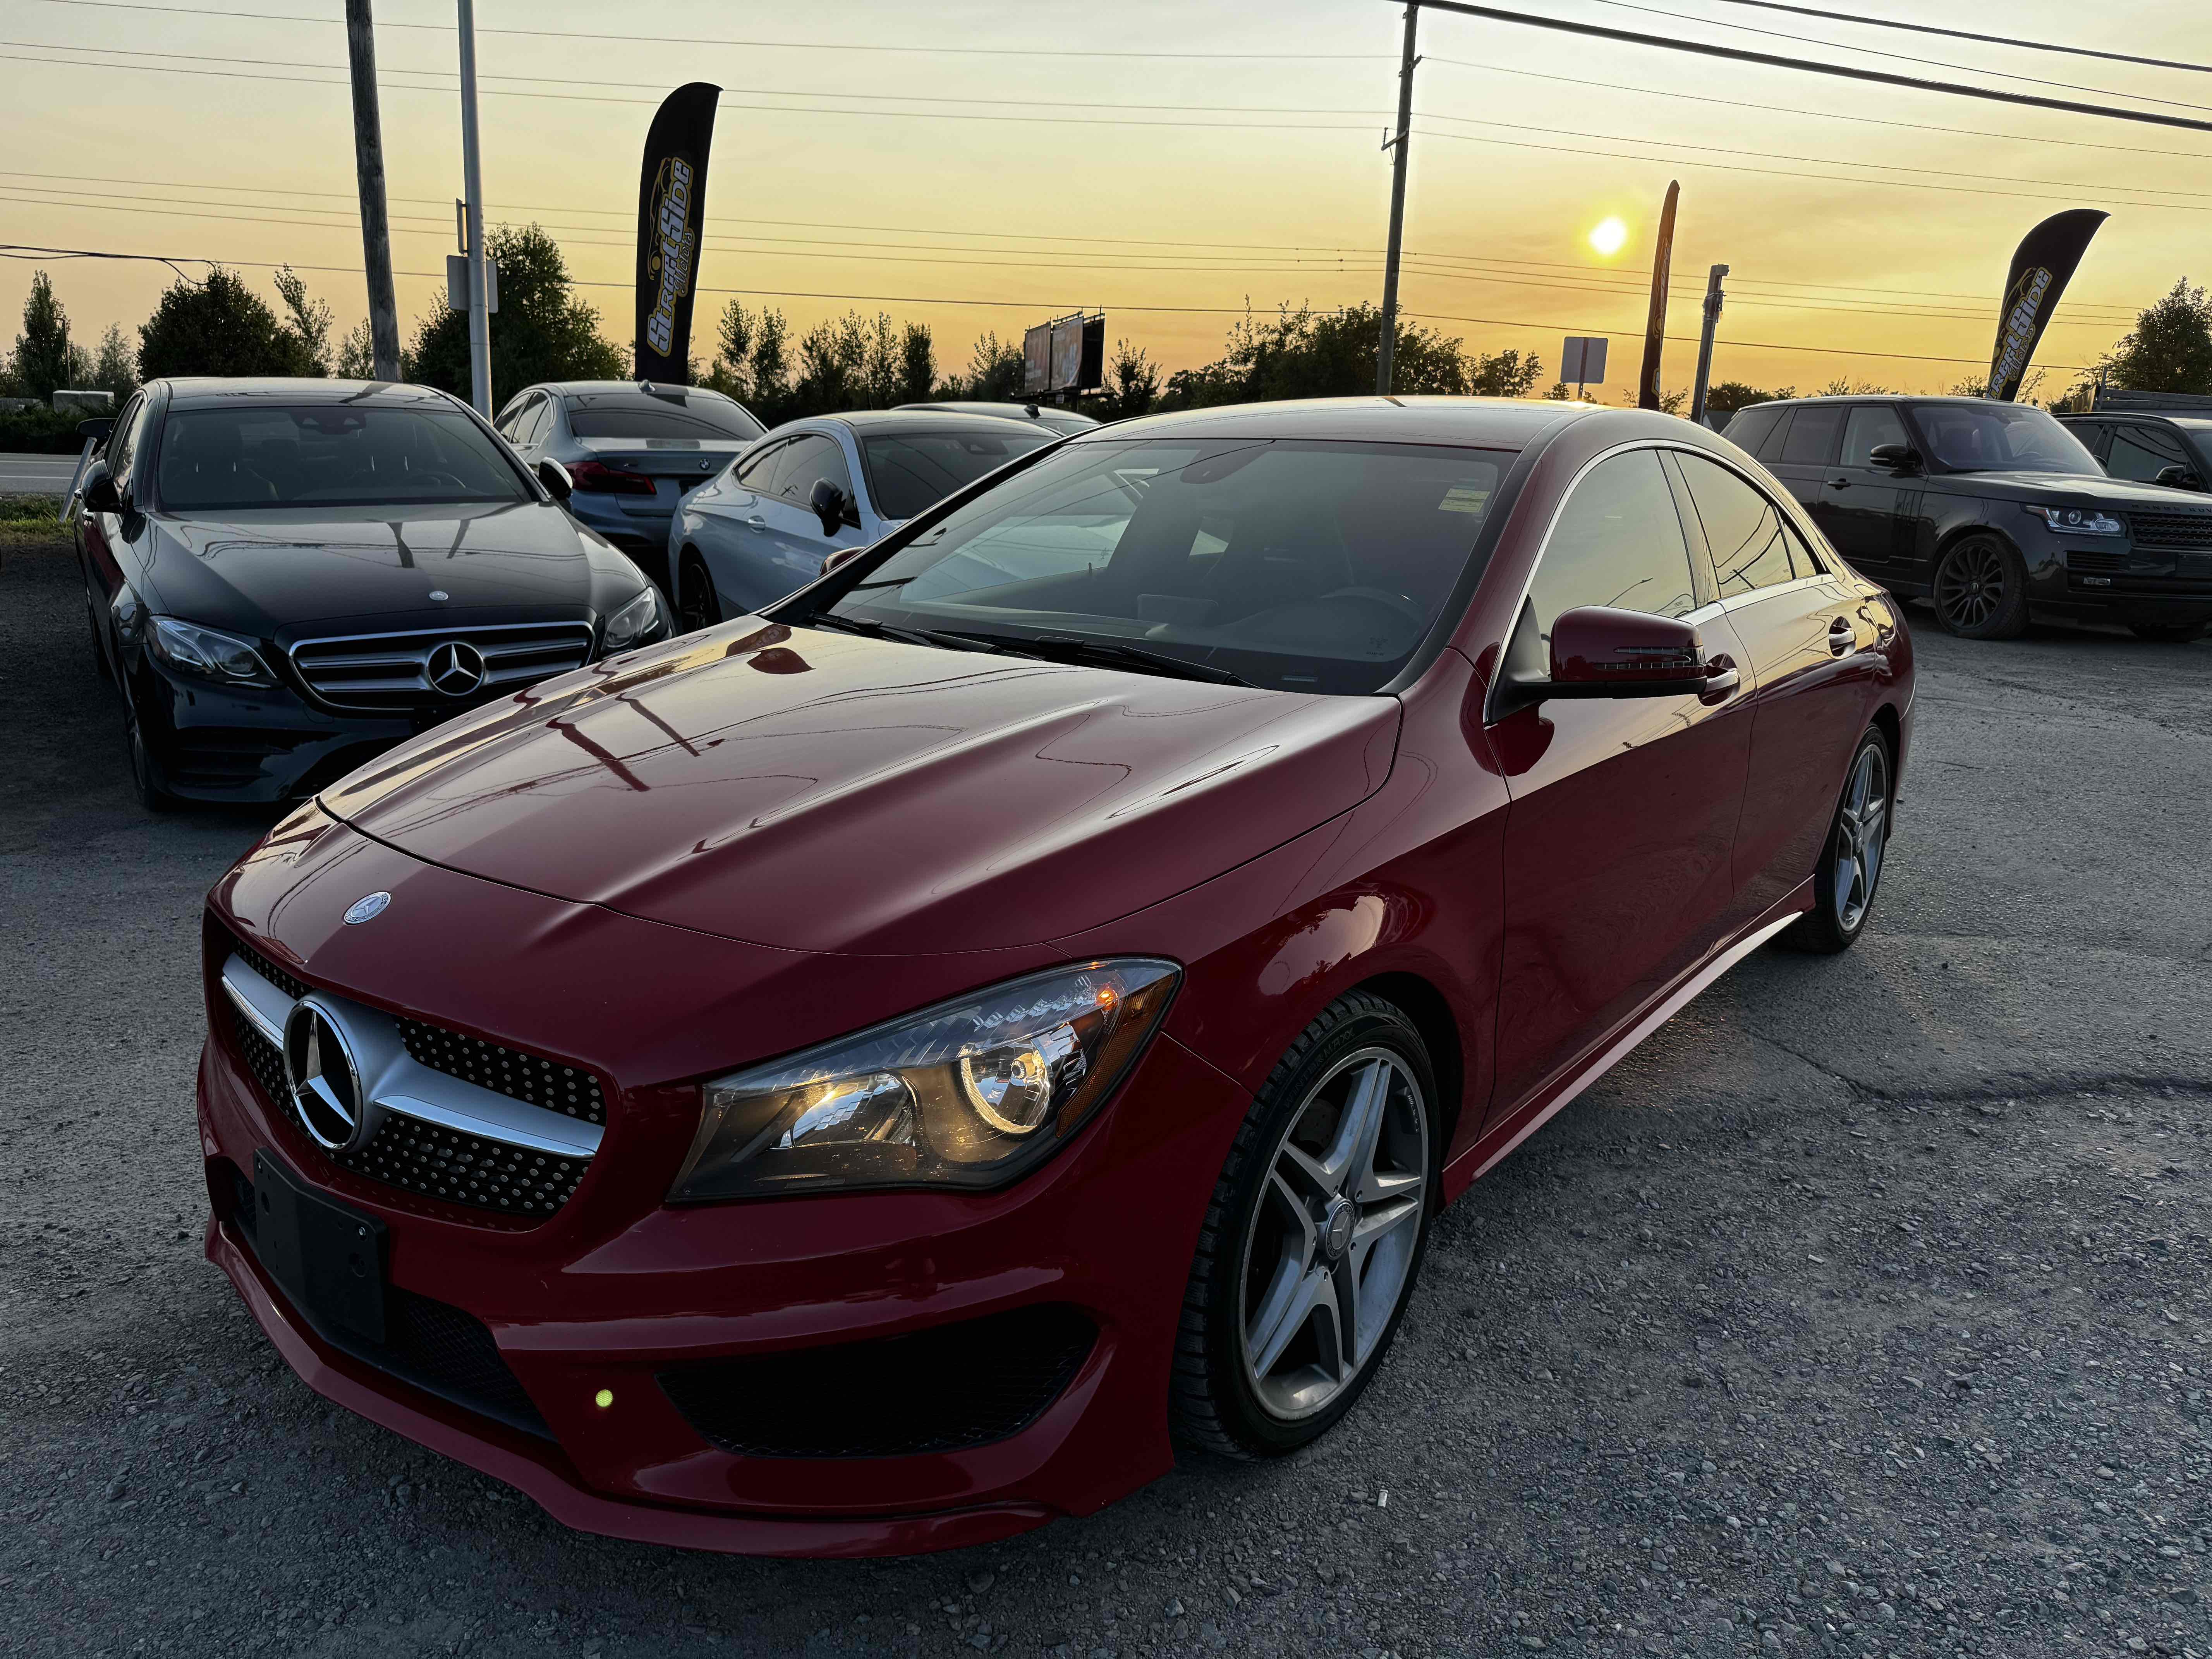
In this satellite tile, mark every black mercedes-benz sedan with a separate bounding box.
[1724,395,2212,642]
[73,378,670,809]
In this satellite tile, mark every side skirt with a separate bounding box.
[1440,878,1812,1203]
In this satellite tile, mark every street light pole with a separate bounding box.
[455,0,492,416]
[1690,263,1729,426]
[344,0,401,381]
[1375,3,1420,397]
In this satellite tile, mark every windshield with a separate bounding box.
[155,404,532,511]
[1911,403,2098,475]
[564,392,763,441]
[824,437,1512,694]
[859,427,1054,521]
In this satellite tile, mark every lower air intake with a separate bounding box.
[659,1304,1096,1459]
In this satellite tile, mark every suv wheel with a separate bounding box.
[1171,992,1438,1458]
[1932,533,2029,639]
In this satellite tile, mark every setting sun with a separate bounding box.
[1588,216,1629,257]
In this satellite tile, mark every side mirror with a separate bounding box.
[822,543,868,575]
[809,477,850,536]
[81,463,123,515]
[2155,463,2203,491]
[1548,606,1715,696]
[1867,443,1921,475]
[537,458,574,502]
[77,417,115,444]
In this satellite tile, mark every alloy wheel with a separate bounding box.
[1832,741,1889,933]
[1238,1048,1429,1422]
[1935,541,2007,631]
[677,559,719,634]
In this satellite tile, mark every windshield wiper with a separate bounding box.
[940,629,1252,687]
[805,613,996,653]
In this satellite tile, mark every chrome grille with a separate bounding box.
[2127,510,2212,551]
[398,1019,606,1126]
[287,622,594,712]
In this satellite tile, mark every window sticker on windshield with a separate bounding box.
[1438,484,1491,515]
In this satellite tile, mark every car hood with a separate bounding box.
[1938,469,2212,507]
[139,500,606,635]
[319,620,1401,954]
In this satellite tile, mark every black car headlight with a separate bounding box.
[146,616,274,686]
[669,959,1180,1202]
[601,586,666,652]
[2028,505,2125,536]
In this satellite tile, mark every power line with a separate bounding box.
[1412,1,2212,136]
[1582,0,2212,115]
[1703,1,2212,77]
[20,0,1388,60]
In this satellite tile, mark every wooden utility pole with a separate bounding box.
[1375,3,1420,396]
[456,0,492,416]
[344,0,402,381]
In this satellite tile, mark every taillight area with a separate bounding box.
[567,460,658,496]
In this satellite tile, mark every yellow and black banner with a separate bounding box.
[635,82,721,382]
[1989,209,2107,402]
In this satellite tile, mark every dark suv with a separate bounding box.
[2058,408,2212,493]
[1724,395,2212,642]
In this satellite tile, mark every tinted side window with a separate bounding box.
[2105,424,2190,483]
[1528,450,1698,643]
[494,395,534,438]
[775,434,852,504]
[1754,407,1794,462]
[1840,404,1908,469]
[1723,405,1782,457]
[106,395,149,495]
[1674,451,1799,596]
[1780,404,1844,465]
[734,438,787,488]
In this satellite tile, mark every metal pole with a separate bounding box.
[345,0,402,381]
[1689,262,1729,426]
[456,0,491,416]
[1375,3,1420,396]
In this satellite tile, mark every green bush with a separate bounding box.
[0,402,100,454]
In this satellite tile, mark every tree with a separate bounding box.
[273,266,333,376]
[1095,340,1161,422]
[407,224,623,398]
[1158,304,1540,410]
[11,271,75,400]
[336,320,376,380]
[957,331,1027,401]
[138,266,320,380]
[89,323,137,400]
[1700,380,1796,419]
[897,321,936,405]
[2097,278,2212,396]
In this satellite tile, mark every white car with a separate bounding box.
[668,412,1055,630]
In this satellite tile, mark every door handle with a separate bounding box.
[1828,616,1855,656]
[1825,476,1851,489]
[745,515,767,527]
[1701,654,1740,699]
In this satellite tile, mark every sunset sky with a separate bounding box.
[5,0,2209,402]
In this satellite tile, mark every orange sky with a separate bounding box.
[5,0,2208,402]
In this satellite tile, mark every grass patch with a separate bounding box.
[0,494,68,545]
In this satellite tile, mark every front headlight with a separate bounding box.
[601,586,665,651]
[669,958,1180,1202]
[2029,505,2125,536]
[147,616,273,685]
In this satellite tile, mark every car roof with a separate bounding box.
[1063,395,1603,448]
[766,411,1049,440]
[897,400,1100,424]
[2061,410,2212,431]
[156,378,463,411]
[1740,394,2039,414]
[542,380,742,401]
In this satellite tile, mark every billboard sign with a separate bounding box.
[1023,312,1106,396]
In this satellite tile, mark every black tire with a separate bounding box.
[1931,533,2030,639]
[122,695,181,814]
[1170,991,1440,1459]
[86,596,111,685]
[676,552,721,635]
[2129,620,2205,644]
[1779,725,1893,955]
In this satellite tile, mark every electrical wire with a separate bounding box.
[1702,1,2212,77]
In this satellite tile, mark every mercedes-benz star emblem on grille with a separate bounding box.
[343,891,391,925]
[428,589,450,601]
[283,999,369,1153]
[425,639,488,697]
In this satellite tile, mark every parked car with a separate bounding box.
[1724,394,2212,642]
[74,378,669,809]
[896,398,1101,435]
[2057,408,2212,492]
[200,396,1910,1556]
[669,410,1055,629]
[493,380,764,600]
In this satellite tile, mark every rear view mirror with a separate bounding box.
[537,458,574,502]
[809,477,851,536]
[2155,463,2203,491]
[81,463,123,514]
[1867,443,1921,475]
[821,543,868,575]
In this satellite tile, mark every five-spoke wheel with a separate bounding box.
[1783,725,1893,954]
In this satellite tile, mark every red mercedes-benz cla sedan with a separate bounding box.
[198,398,1911,1556]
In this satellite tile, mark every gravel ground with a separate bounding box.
[3,538,2208,1659]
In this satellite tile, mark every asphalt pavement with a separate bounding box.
[0,451,78,497]
[3,535,2207,1659]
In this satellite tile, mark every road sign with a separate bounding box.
[1561,336,1607,386]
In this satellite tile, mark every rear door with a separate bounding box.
[1762,402,1844,518]
[1672,450,1879,920]
[1812,402,1912,571]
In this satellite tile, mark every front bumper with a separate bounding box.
[194,824,1250,1554]
[134,658,413,805]
[2025,536,2212,628]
